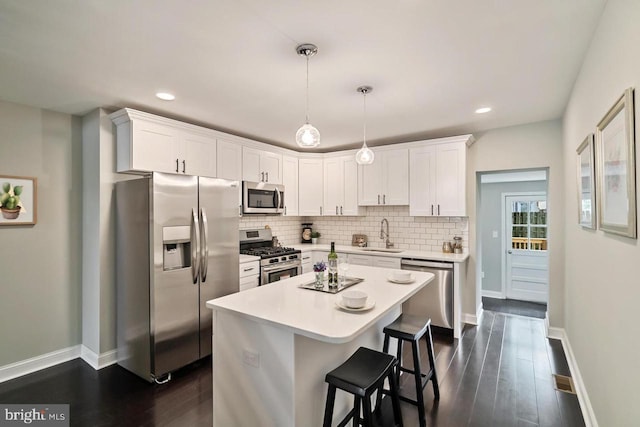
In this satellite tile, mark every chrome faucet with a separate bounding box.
[380,218,394,249]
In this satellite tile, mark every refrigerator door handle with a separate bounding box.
[200,207,209,282]
[191,208,201,284]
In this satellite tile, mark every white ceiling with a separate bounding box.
[0,0,605,151]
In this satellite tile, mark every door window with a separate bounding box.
[511,200,547,251]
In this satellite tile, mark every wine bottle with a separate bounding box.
[328,242,338,287]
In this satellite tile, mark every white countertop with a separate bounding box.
[239,254,260,263]
[292,244,469,263]
[207,265,434,344]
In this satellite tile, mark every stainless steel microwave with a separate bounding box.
[242,181,284,214]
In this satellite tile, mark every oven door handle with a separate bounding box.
[262,261,301,272]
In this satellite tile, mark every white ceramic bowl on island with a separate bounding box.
[341,290,368,309]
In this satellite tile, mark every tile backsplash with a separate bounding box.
[239,214,302,245]
[240,206,468,252]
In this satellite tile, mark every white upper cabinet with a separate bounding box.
[111,109,217,177]
[358,148,409,206]
[410,141,466,216]
[183,132,217,177]
[323,155,362,216]
[298,158,323,216]
[216,139,242,181]
[242,147,282,184]
[282,155,299,216]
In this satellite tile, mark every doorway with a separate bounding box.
[478,169,549,319]
[504,193,548,302]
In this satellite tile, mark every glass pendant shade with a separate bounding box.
[296,123,321,148]
[355,85,375,165]
[295,44,320,149]
[355,142,375,165]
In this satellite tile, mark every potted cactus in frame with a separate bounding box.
[0,182,23,220]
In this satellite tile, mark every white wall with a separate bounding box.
[562,0,640,424]
[0,100,82,365]
[82,109,135,357]
[467,120,564,325]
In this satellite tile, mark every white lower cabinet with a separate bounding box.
[301,252,313,274]
[348,254,373,266]
[239,260,260,291]
[370,256,401,269]
[326,252,401,269]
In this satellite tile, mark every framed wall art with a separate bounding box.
[595,87,636,238]
[577,134,596,229]
[0,175,37,226]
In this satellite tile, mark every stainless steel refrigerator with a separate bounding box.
[115,172,239,383]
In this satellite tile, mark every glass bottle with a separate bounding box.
[328,242,338,288]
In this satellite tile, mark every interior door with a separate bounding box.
[505,195,549,303]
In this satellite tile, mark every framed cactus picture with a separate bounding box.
[0,175,37,226]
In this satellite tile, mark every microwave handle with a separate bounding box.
[275,187,283,213]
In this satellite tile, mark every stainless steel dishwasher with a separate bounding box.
[401,259,453,329]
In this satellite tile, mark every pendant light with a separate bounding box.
[295,44,320,148]
[355,86,375,165]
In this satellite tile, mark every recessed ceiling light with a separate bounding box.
[475,107,492,114]
[156,92,175,101]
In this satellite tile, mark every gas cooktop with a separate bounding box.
[240,246,300,258]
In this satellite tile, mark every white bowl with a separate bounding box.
[392,271,412,281]
[342,290,368,309]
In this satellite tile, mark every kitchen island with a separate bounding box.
[206,265,434,426]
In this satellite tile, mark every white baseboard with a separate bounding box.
[462,303,484,326]
[481,290,505,299]
[0,345,81,383]
[545,327,598,427]
[0,345,118,383]
[80,345,117,370]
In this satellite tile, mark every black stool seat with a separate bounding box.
[326,347,396,397]
[380,315,439,427]
[383,314,430,341]
[323,347,403,427]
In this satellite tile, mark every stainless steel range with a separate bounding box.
[240,229,301,285]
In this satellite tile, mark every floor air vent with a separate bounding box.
[552,374,576,394]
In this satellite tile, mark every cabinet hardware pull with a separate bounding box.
[182,160,186,173]
[261,172,264,182]
[265,172,269,182]
[243,267,255,272]
[284,206,287,215]
[431,205,434,215]
[383,194,386,204]
[336,206,338,215]
[438,204,440,215]
[176,158,179,173]
[239,205,242,217]
[340,206,343,215]
[377,194,380,204]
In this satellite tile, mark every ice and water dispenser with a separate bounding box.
[162,226,192,270]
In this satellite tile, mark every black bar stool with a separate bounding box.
[323,346,403,427]
[379,315,439,427]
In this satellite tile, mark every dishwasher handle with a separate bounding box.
[401,259,453,270]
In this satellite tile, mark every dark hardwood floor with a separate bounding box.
[482,297,547,319]
[0,311,583,426]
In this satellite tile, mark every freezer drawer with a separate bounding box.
[401,259,453,329]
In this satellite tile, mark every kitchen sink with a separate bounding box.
[359,247,404,253]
